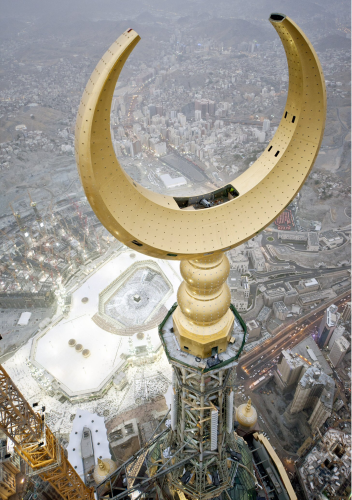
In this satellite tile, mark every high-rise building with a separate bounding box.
[195,99,215,118]
[328,324,345,349]
[155,104,163,116]
[275,350,306,392]
[308,389,335,431]
[148,104,157,118]
[290,366,335,421]
[317,304,340,348]
[246,319,261,341]
[341,302,351,322]
[262,119,271,132]
[329,336,350,367]
[132,139,141,156]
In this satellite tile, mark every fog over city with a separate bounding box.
[0,0,350,499]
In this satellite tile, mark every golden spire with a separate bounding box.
[236,398,258,429]
[98,458,108,471]
[173,253,234,358]
[245,399,252,413]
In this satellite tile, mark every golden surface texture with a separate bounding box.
[236,399,258,428]
[75,15,326,260]
[173,254,234,358]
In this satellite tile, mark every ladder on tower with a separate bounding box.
[0,366,95,500]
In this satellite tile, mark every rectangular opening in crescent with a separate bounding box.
[132,240,143,247]
[275,151,280,157]
[284,111,288,118]
[174,184,239,210]
[292,116,296,123]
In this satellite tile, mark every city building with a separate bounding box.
[329,336,350,367]
[262,118,270,132]
[246,319,261,341]
[228,248,249,273]
[289,366,335,431]
[275,350,306,392]
[307,388,334,431]
[227,269,249,312]
[328,324,345,349]
[307,231,320,251]
[293,335,333,376]
[319,231,344,249]
[273,301,289,321]
[295,278,320,295]
[263,283,298,308]
[341,302,351,322]
[159,173,187,188]
[283,283,299,306]
[248,245,266,271]
[263,287,285,307]
[278,231,307,242]
[317,304,340,348]
[296,429,351,500]
[256,305,271,327]
[298,288,337,309]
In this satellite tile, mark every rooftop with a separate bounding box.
[292,334,332,375]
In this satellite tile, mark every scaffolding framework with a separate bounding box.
[0,366,94,500]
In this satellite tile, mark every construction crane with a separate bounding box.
[0,366,95,500]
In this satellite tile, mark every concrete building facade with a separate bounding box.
[341,302,351,323]
[328,324,345,349]
[273,301,289,321]
[289,366,335,425]
[329,336,350,367]
[275,350,305,392]
[246,319,261,342]
[317,304,340,348]
[307,232,319,251]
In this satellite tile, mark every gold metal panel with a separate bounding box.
[75,14,326,260]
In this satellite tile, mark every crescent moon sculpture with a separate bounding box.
[75,13,326,358]
[75,13,326,261]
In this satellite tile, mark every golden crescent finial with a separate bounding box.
[75,15,326,260]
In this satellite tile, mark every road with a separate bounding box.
[252,266,349,284]
[238,290,350,379]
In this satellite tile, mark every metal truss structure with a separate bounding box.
[0,366,94,500]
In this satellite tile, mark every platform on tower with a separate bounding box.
[159,303,247,370]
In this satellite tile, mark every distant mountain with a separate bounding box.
[190,17,273,44]
[315,34,351,51]
[8,14,169,44]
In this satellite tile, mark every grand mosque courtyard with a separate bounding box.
[3,247,181,430]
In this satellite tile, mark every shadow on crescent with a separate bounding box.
[75,13,326,260]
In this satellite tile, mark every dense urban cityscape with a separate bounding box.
[0,0,350,499]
